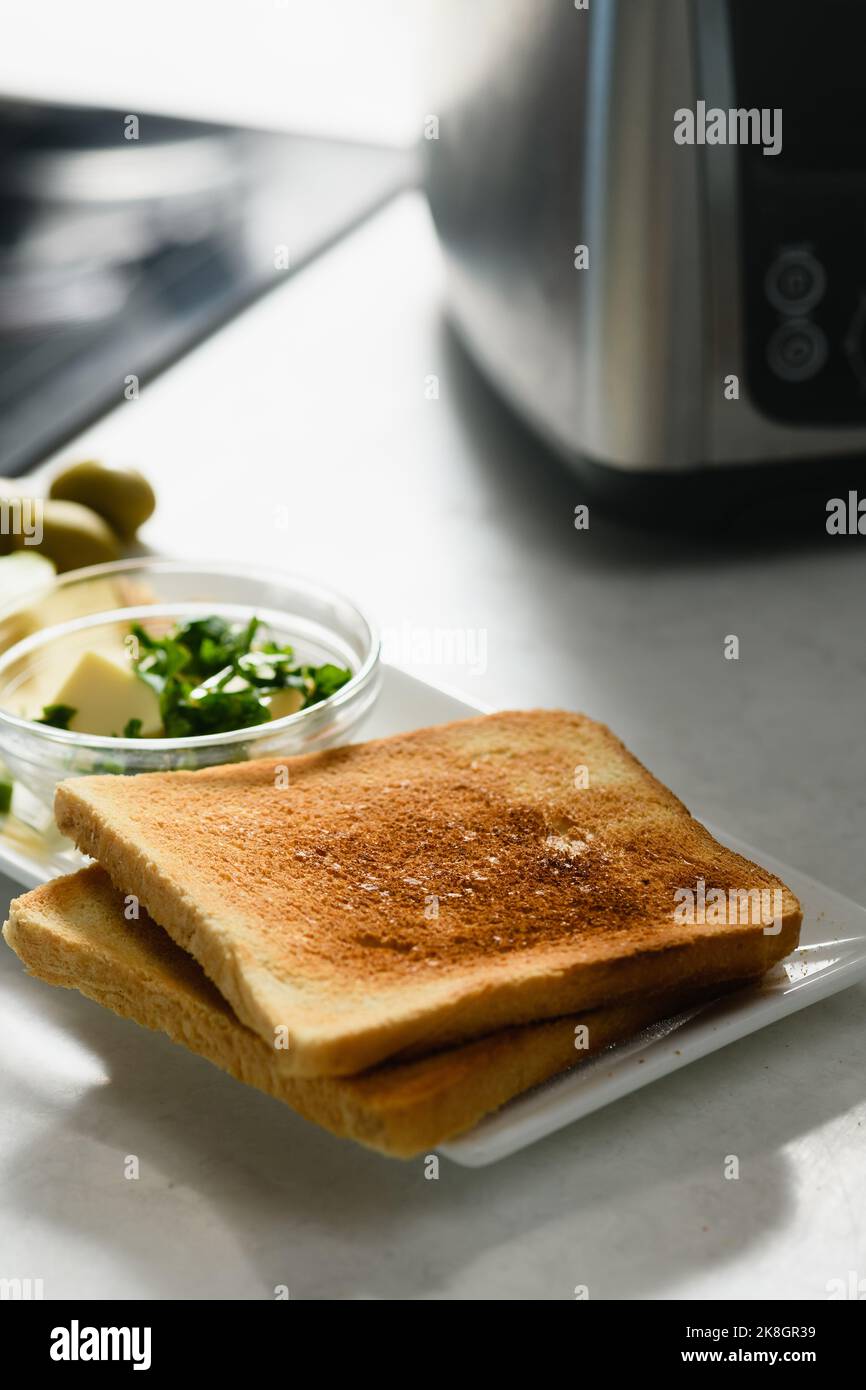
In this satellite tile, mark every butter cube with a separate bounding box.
[264,687,305,720]
[51,649,162,737]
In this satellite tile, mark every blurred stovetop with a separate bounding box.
[0,97,410,475]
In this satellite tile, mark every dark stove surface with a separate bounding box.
[0,98,409,475]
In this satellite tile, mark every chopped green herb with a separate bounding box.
[131,623,190,684]
[123,718,143,738]
[127,615,351,738]
[310,663,353,702]
[38,703,77,730]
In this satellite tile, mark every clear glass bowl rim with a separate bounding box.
[0,557,381,753]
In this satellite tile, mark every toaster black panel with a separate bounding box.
[730,0,866,424]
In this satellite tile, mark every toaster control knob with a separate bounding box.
[766,320,828,382]
[764,249,826,315]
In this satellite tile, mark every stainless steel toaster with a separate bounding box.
[424,0,866,483]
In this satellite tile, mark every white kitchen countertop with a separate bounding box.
[2,192,864,1300]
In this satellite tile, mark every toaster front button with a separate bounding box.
[767,320,828,383]
[765,249,827,315]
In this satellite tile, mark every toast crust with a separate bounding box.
[4,866,761,1158]
[54,710,802,1076]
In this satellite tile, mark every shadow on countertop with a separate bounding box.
[2,933,864,1301]
[439,316,866,571]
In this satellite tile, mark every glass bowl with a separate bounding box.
[0,559,381,815]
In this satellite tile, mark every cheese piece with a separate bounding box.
[37,578,124,630]
[264,687,305,720]
[0,552,56,652]
[51,650,162,737]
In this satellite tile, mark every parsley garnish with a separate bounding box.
[38,703,77,729]
[128,616,351,738]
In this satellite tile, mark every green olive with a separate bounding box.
[11,499,120,572]
[49,461,156,539]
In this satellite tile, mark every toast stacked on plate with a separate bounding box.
[3,711,802,1157]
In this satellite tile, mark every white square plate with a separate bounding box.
[2,664,864,1169]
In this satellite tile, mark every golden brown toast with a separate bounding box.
[3,865,756,1158]
[54,710,801,1077]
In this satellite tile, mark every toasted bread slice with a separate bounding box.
[54,711,801,1077]
[3,866,756,1158]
